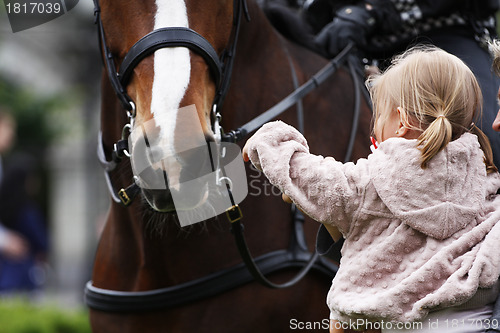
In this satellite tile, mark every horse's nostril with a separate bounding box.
[142,189,175,212]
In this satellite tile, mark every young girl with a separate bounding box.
[242,46,500,332]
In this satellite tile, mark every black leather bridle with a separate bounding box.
[86,0,363,312]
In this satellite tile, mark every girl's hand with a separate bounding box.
[242,140,250,162]
[244,139,291,206]
[282,193,292,203]
[242,138,261,171]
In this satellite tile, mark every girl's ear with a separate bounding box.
[396,107,409,137]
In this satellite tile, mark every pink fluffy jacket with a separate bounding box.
[246,120,500,323]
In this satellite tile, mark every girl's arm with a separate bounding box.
[283,193,342,241]
[243,121,366,235]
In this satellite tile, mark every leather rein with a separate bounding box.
[86,0,364,312]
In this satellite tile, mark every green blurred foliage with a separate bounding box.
[0,299,91,333]
[0,74,69,156]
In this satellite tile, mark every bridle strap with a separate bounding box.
[213,0,248,110]
[222,42,355,143]
[119,27,222,88]
[94,0,133,111]
[226,44,317,289]
[227,48,369,288]
[85,248,337,312]
[343,57,363,163]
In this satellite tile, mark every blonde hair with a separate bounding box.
[367,46,497,173]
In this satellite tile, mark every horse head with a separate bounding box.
[99,0,243,220]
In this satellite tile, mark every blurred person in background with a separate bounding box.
[264,0,500,168]
[0,111,29,263]
[307,0,500,169]
[0,110,48,294]
[483,40,500,333]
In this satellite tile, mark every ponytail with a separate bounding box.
[418,118,497,173]
[418,115,453,169]
[470,124,498,174]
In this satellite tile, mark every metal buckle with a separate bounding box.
[118,188,132,206]
[226,205,243,223]
[126,101,137,119]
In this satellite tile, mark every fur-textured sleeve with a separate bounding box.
[246,121,367,235]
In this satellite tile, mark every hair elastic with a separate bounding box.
[436,115,446,120]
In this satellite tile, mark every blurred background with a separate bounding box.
[1,1,500,332]
[0,1,107,330]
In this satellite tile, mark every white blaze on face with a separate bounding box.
[150,0,190,187]
[152,0,190,141]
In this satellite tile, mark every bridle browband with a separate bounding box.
[86,0,363,312]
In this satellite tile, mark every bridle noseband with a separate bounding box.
[87,0,363,313]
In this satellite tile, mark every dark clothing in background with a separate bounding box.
[0,154,48,292]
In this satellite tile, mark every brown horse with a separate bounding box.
[88,0,372,332]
